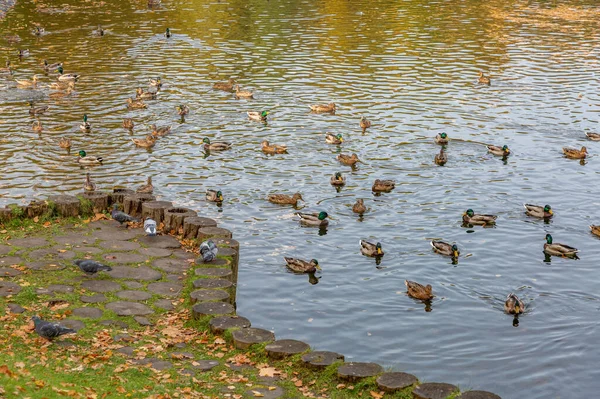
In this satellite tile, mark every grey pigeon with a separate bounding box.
[144,218,157,236]
[74,259,112,275]
[31,316,76,340]
[200,240,218,262]
[111,204,139,226]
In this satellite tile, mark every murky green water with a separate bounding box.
[2,1,600,397]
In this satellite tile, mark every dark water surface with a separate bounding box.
[2,1,600,397]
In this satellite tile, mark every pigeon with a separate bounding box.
[31,316,76,340]
[144,219,157,236]
[200,240,218,262]
[111,204,139,226]
[74,259,112,275]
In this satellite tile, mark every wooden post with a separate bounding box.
[48,195,80,217]
[82,192,110,213]
[141,201,173,224]
[25,200,48,218]
[163,207,197,234]
[183,217,217,240]
[111,188,135,205]
[123,193,156,218]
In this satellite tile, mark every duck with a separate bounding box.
[32,120,43,133]
[59,137,71,149]
[176,104,189,116]
[590,225,600,237]
[478,71,491,85]
[434,148,447,166]
[297,211,329,227]
[32,26,44,36]
[127,97,147,109]
[203,137,231,151]
[77,150,103,165]
[543,234,578,257]
[18,49,30,57]
[360,116,371,133]
[487,145,510,157]
[430,241,459,258]
[49,82,74,98]
[268,193,303,205]
[435,132,449,144]
[136,87,157,100]
[330,172,346,186]
[94,25,104,36]
[122,118,134,130]
[372,179,395,192]
[309,103,336,113]
[261,140,287,154]
[585,132,600,141]
[151,124,171,137]
[213,78,236,92]
[405,280,433,300]
[164,28,172,38]
[352,199,366,214]
[206,189,224,202]
[80,114,91,132]
[136,176,154,194]
[131,135,157,148]
[235,85,253,99]
[462,209,497,226]
[83,173,96,192]
[360,240,384,257]
[337,153,360,166]
[57,66,79,82]
[0,61,12,74]
[41,59,62,72]
[149,77,162,88]
[504,293,524,315]
[325,133,343,144]
[16,75,39,87]
[562,146,587,159]
[524,204,553,219]
[284,257,321,273]
[28,104,49,115]
[247,111,268,121]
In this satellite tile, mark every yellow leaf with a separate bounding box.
[370,391,384,399]
[294,380,303,387]
[33,216,39,223]
[252,391,264,398]
[258,367,278,377]
[214,337,226,345]
[34,380,45,388]
[268,387,277,391]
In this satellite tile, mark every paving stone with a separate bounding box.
[134,316,153,326]
[60,319,85,332]
[166,274,182,282]
[209,316,251,334]
[192,278,232,289]
[413,383,459,399]
[153,299,175,310]
[28,248,57,259]
[192,302,235,318]
[266,340,310,359]
[194,267,232,279]
[73,247,103,254]
[190,289,230,304]
[7,303,25,314]
[232,328,275,350]
[56,250,76,260]
[81,280,121,293]
[116,346,134,356]
[47,284,74,293]
[337,362,384,382]
[103,253,146,264]
[134,358,172,371]
[116,290,152,301]
[0,256,24,266]
[147,282,183,297]
[137,235,181,249]
[106,301,154,316]
[123,281,144,289]
[172,250,194,259]
[301,351,345,369]
[95,230,140,241]
[244,387,284,399]
[189,359,220,371]
[139,247,173,257]
[98,240,141,251]
[0,245,12,255]
[196,257,230,267]
[7,237,48,247]
[81,294,107,303]
[152,258,191,274]
[459,391,502,399]
[54,234,96,246]
[170,352,194,360]
[174,343,187,349]
[114,334,134,342]
[108,266,161,281]
[181,369,195,376]
[0,267,21,277]
[35,288,53,295]
[101,320,129,328]
[72,307,103,319]
[376,372,418,392]
[25,261,66,271]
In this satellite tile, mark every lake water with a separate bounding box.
[2,1,600,397]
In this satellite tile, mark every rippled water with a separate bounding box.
[2,1,600,397]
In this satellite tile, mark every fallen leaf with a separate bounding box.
[258,367,278,377]
[33,216,39,223]
[251,391,264,398]
[294,380,303,387]
[370,391,384,399]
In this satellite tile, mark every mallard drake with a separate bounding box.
[309,103,336,113]
[504,293,524,315]
[203,137,231,151]
[297,211,329,227]
[405,280,433,300]
[32,26,44,36]
[206,189,224,202]
[590,225,600,237]
[261,140,287,154]
[563,146,587,159]
[213,78,236,92]
[127,97,147,109]
[337,153,360,166]
[57,66,79,81]
[478,71,491,85]
[235,85,253,99]
[176,104,189,116]
[360,116,371,133]
[372,179,395,192]
[77,150,103,165]
[431,241,459,258]
[80,114,91,132]
[18,49,30,57]
[284,257,321,273]
[42,60,62,72]
[325,133,343,144]
[352,199,366,214]
[151,124,171,137]
[585,133,600,141]
[123,118,134,129]
[149,77,162,88]
[136,176,154,194]
[435,132,449,144]
[16,75,39,87]
[360,240,384,257]
[94,25,104,36]
[524,204,553,219]
[32,120,43,133]
[268,193,303,205]
[59,137,71,149]
[330,172,346,186]
[28,104,48,115]
[543,234,578,257]
[463,209,497,226]
[248,111,268,121]
[434,148,447,166]
[83,173,96,192]
[131,135,157,148]
[487,145,510,157]
[136,87,157,100]
[164,28,171,38]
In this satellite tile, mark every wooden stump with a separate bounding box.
[232,328,275,350]
[111,188,134,205]
[337,362,384,382]
[413,383,458,399]
[82,192,110,213]
[197,227,232,242]
[123,194,156,218]
[141,201,173,224]
[183,217,217,239]
[209,316,251,335]
[48,195,80,217]
[163,207,197,234]
[25,200,48,218]
[265,340,310,359]
[0,208,12,222]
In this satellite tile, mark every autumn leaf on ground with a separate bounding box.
[258,367,279,377]
[370,391,384,399]
[251,391,264,398]
[92,213,108,222]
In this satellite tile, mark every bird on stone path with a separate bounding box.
[200,240,218,262]
[74,259,112,275]
[111,204,139,226]
[144,219,157,236]
[31,316,76,340]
